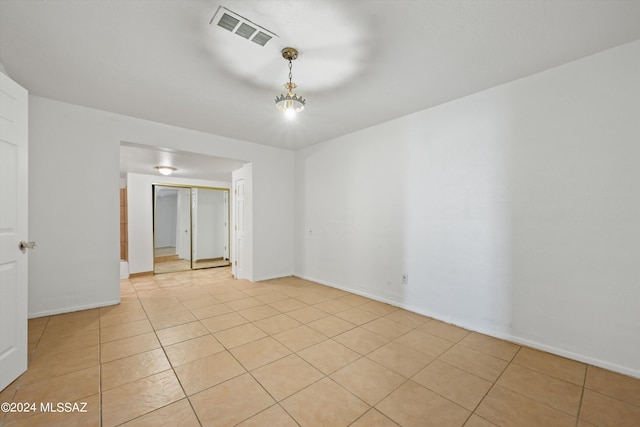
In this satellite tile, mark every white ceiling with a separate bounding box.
[1,0,639,177]
[119,142,246,181]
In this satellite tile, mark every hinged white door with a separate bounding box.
[0,72,29,391]
[231,168,245,279]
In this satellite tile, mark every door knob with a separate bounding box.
[19,241,36,250]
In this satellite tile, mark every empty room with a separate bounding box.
[0,1,639,426]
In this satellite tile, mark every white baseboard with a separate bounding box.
[28,299,121,319]
[252,273,296,282]
[295,273,640,380]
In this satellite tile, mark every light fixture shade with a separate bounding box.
[275,93,306,113]
[155,166,176,176]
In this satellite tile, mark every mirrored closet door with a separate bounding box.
[153,185,230,274]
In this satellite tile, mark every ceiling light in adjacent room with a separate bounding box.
[155,166,176,176]
[275,47,306,117]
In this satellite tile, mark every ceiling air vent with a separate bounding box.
[217,13,239,32]
[251,31,272,47]
[210,6,277,47]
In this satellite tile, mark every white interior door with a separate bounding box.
[176,187,190,261]
[231,171,245,279]
[223,190,229,260]
[0,72,29,391]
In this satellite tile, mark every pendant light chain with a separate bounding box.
[288,59,293,87]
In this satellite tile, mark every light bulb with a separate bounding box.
[284,108,297,120]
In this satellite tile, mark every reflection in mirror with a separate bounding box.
[191,188,230,270]
[153,185,230,274]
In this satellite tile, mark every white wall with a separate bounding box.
[28,97,295,316]
[29,99,121,316]
[294,40,640,377]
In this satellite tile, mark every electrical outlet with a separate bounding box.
[401,273,408,286]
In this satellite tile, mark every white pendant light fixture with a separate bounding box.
[155,166,176,176]
[275,47,306,118]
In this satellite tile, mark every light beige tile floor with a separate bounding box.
[1,267,639,426]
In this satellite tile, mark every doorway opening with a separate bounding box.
[153,184,230,274]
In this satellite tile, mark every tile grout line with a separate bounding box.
[117,282,204,427]
[333,322,423,426]
[575,362,588,427]
[386,328,473,425]
[160,276,500,422]
[147,294,201,426]
[477,345,590,424]
[463,344,521,425]
[228,294,408,425]
[155,279,313,425]
[9,315,101,427]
